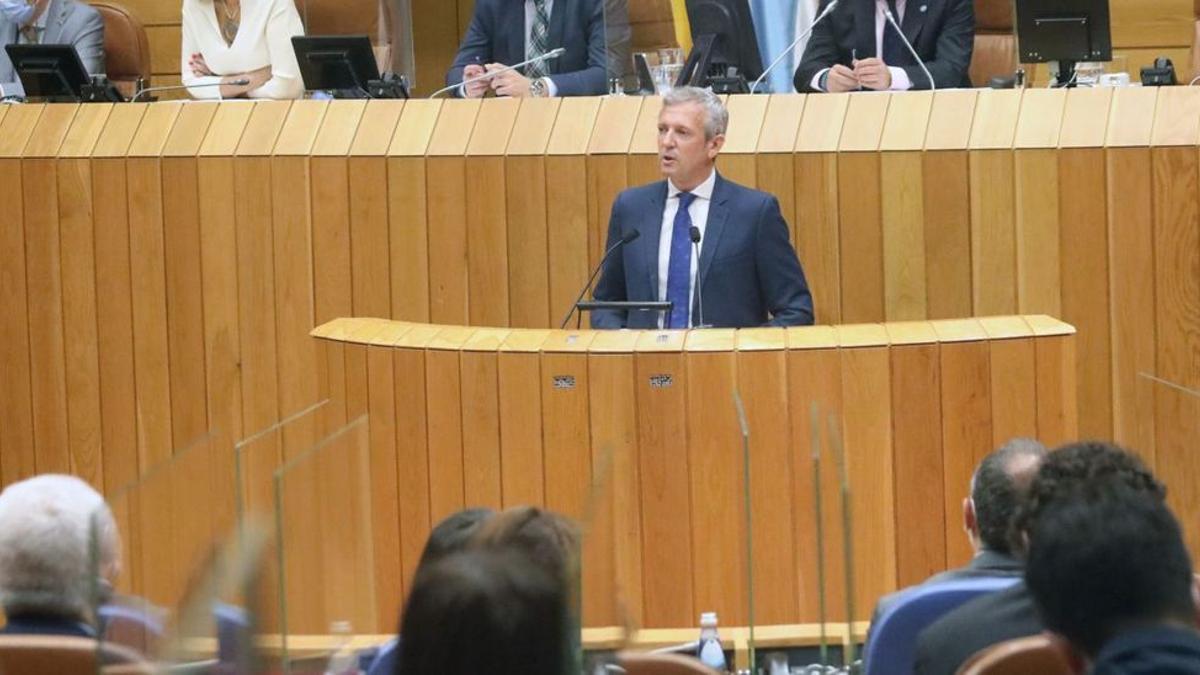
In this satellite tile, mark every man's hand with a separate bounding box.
[852,58,892,90]
[462,63,490,98]
[488,65,532,97]
[825,64,859,92]
[189,53,214,77]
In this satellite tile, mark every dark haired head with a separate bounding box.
[970,438,1046,554]
[1024,486,1194,656]
[416,508,495,572]
[471,506,581,586]
[1009,441,1165,555]
[398,549,570,675]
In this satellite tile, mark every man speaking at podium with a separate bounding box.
[590,87,814,330]
[445,0,609,98]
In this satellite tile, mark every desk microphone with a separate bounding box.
[559,229,640,329]
[131,79,251,102]
[430,47,567,99]
[883,9,936,91]
[749,0,839,94]
[689,226,708,329]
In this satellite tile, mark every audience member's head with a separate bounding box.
[1008,441,1165,556]
[0,474,120,622]
[964,438,1046,555]
[398,549,570,675]
[416,508,495,573]
[1024,485,1195,661]
[471,506,581,587]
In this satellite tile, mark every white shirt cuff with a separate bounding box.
[543,77,558,97]
[889,66,913,91]
[811,67,830,92]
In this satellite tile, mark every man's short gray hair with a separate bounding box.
[662,86,729,140]
[0,474,119,620]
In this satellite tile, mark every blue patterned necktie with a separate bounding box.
[665,192,697,329]
[527,0,550,79]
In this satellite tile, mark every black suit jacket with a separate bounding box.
[590,174,814,329]
[445,0,608,96]
[913,581,1042,675]
[867,549,1022,644]
[0,613,94,638]
[793,0,974,92]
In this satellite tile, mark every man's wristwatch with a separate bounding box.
[530,77,549,98]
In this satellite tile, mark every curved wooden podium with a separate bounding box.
[311,315,1076,629]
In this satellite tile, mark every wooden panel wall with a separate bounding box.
[311,316,1076,629]
[4,91,1200,632]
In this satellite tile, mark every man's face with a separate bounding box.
[657,102,724,187]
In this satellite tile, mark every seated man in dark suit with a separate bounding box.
[591,86,814,329]
[0,474,120,637]
[793,0,973,92]
[0,0,105,98]
[866,438,1044,640]
[445,0,612,98]
[914,442,1170,675]
[1025,485,1200,675]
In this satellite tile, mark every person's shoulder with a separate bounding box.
[65,0,102,23]
[716,175,777,209]
[619,181,666,202]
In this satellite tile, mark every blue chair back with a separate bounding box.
[863,577,1020,675]
[365,637,399,675]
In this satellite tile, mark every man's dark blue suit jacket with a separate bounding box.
[445,0,608,97]
[590,174,815,329]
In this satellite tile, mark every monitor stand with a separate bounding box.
[1050,60,1078,87]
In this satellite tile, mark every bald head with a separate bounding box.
[969,438,1047,555]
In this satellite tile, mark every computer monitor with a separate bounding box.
[678,0,764,92]
[292,35,380,97]
[1014,0,1112,86]
[4,44,90,101]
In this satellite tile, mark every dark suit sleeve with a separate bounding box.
[589,193,629,329]
[74,7,105,79]
[755,196,814,326]
[902,0,974,89]
[548,0,608,96]
[793,0,839,92]
[445,1,494,90]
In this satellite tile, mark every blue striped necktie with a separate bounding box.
[527,0,550,79]
[665,192,696,329]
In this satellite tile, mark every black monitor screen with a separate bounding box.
[685,0,764,83]
[1014,0,1112,64]
[4,44,89,100]
[292,35,381,93]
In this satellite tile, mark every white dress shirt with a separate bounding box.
[657,169,716,329]
[180,0,305,100]
[811,0,913,92]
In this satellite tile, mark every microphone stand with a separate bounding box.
[430,47,566,99]
[884,9,936,91]
[131,79,250,103]
[749,0,840,94]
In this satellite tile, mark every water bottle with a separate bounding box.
[325,620,359,675]
[697,611,726,672]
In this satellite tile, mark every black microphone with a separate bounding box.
[689,226,707,329]
[883,9,936,90]
[131,79,251,102]
[560,229,641,329]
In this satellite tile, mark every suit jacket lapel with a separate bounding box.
[901,0,927,48]
[43,0,68,43]
[697,175,730,292]
[855,0,876,58]
[546,0,567,74]
[641,183,668,300]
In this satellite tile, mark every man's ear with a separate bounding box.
[707,133,725,158]
[1191,573,1200,627]
[962,497,976,535]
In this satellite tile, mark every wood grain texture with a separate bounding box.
[969,150,1018,315]
[837,153,884,322]
[880,152,926,321]
[1014,149,1062,316]
[795,154,841,324]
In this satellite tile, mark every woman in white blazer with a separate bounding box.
[180,0,305,99]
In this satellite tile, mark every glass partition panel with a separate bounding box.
[604,0,634,93]
[273,415,377,670]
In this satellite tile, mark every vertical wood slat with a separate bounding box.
[465,98,521,327]
[505,98,560,328]
[546,97,601,327]
[388,99,441,324]
[0,105,43,483]
[426,99,482,325]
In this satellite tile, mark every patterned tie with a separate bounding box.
[526,0,551,79]
[665,192,696,329]
[881,0,908,65]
